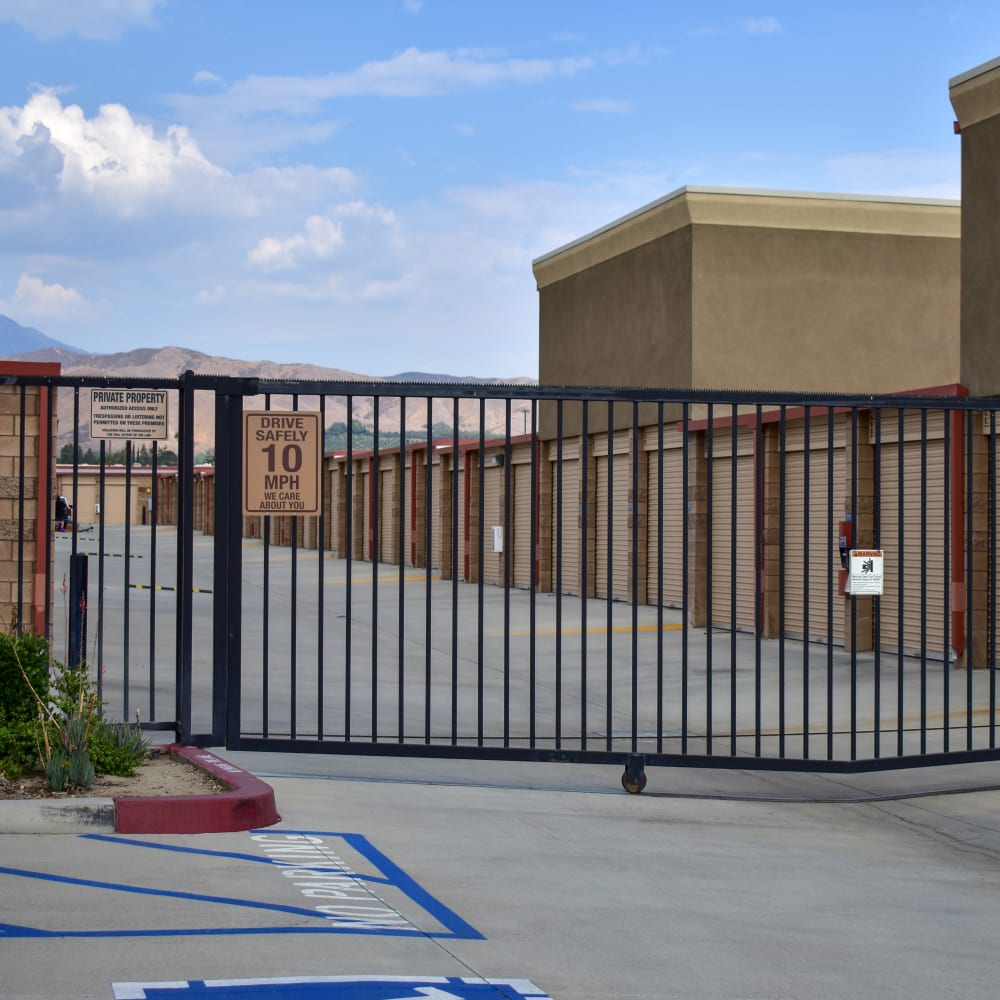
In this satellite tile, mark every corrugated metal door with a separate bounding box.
[550,446,580,596]
[878,411,947,658]
[710,426,756,630]
[430,457,441,570]
[513,459,534,588]
[482,462,505,586]
[782,416,846,643]
[360,463,371,561]
[645,431,685,607]
[595,433,631,601]
[378,466,395,564]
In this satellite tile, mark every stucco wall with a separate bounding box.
[692,225,960,392]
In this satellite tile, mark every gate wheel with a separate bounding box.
[621,754,647,794]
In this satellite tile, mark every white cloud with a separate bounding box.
[193,70,222,85]
[743,16,783,35]
[0,90,226,217]
[402,0,422,12]
[0,0,163,40]
[1,272,93,321]
[571,98,634,114]
[247,201,398,272]
[248,215,345,269]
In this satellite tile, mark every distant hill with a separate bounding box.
[0,314,85,356]
[3,344,536,457]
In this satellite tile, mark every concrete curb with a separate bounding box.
[1,745,280,835]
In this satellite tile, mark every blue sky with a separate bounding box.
[0,1,996,377]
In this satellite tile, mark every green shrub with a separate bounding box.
[0,632,49,721]
[89,717,151,777]
[0,715,41,779]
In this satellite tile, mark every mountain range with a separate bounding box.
[0,315,535,457]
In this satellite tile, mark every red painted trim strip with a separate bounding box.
[114,745,280,834]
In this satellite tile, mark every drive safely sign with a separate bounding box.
[243,410,321,515]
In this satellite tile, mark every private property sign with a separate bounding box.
[243,410,321,515]
[90,388,169,440]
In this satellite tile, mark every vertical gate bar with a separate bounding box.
[754,404,763,757]
[920,408,928,754]
[964,407,974,750]
[262,394,272,740]
[873,408,883,758]
[682,402,690,755]
[850,408,858,761]
[214,388,243,750]
[555,399,564,750]
[706,403,714,756]
[897,407,905,757]
[41,383,54,644]
[606,401,614,752]
[476,397,486,746]
[802,408,810,760]
[123,440,132,720]
[423,397,433,745]
[317,394,327,741]
[98,443,107,706]
[631,402,640,753]
[989,410,997,748]
[345,396,354,741]
[372,397,380,742]
[826,410,834,761]
[174,374,194,743]
[148,442,158,722]
[530,399,538,749]
[656,401,664,755]
[503,398,512,747]
[290,396,300,741]
[70,388,81,565]
[778,406,787,758]
[943,408,951,753]
[15,388,26,634]
[730,404,737,757]
[581,398,589,752]
[398,396,406,743]
[452,399,461,745]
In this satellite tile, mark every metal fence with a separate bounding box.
[7,372,1000,788]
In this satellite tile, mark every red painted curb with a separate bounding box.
[114,745,281,834]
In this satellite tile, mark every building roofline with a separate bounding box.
[532,185,960,289]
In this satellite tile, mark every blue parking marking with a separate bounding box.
[0,829,482,940]
[113,977,553,999]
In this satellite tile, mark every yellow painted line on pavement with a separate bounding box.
[496,623,684,637]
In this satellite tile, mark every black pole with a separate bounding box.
[68,553,88,670]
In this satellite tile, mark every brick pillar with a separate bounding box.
[0,382,45,634]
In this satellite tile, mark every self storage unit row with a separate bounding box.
[226,395,993,667]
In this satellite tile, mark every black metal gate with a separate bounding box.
[7,370,1000,788]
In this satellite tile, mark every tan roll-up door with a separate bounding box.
[430,456,441,570]
[360,462,372,561]
[782,415,846,644]
[513,459,534,588]
[710,427,756,631]
[595,433,631,601]
[481,461,505,586]
[377,466,394,563]
[878,411,947,659]
[645,429,685,607]
[550,442,580,596]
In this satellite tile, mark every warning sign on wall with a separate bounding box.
[849,549,884,596]
[243,410,321,515]
[90,388,169,440]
